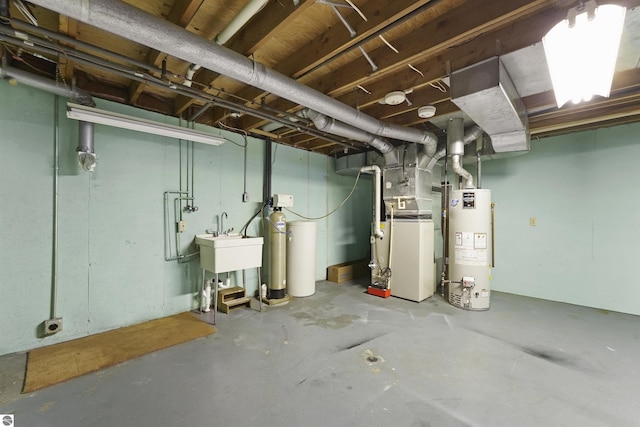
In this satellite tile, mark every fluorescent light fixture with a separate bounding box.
[543,1,626,108]
[67,103,225,145]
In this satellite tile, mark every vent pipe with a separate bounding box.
[301,109,399,165]
[360,165,383,239]
[77,121,97,171]
[426,125,482,172]
[29,0,438,151]
[448,118,474,189]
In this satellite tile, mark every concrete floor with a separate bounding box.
[1,279,639,426]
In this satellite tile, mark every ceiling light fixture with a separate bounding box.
[542,1,626,108]
[67,103,225,145]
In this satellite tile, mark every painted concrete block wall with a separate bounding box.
[0,81,372,355]
[326,164,373,266]
[481,123,640,315]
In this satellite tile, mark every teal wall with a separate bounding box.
[0,80,372,355]
[482,123,640,315]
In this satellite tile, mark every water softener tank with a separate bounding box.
[269,208,287,299]
[448,188,492,310]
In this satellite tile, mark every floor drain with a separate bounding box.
[367,356,378,363]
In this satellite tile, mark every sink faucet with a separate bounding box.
[221,212,228,235]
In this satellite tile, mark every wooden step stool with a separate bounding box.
[217,286,251,314]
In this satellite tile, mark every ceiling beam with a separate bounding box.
[58,15,78,83]
[210,0,437,124]
[239,0,563,132]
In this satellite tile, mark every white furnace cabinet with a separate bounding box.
[376,219,436,302]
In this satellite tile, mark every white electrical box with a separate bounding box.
[273,194,293,208]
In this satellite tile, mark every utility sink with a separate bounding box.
[195,234,263,274]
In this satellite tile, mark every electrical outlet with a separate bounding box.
[529,217,537,226]
[44,318,63,335]
[242,192,249,202]
[178,220,187,232]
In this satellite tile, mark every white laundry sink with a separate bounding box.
[195,234,263,274]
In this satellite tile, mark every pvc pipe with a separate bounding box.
[183,64,201,87]
[215,0,268,45]
[360,165,383,239]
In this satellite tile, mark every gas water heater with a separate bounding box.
[448,188,492,310]
[445,118,493,310]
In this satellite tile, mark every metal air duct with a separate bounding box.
[28,0,438,152]
[451,56,529,153]
[301,109,400,165]
[77,121,97,171]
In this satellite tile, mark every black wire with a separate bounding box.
[240,199,271,237]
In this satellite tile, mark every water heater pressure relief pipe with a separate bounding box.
[360,165,383,239]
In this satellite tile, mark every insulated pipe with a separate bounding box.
[186,0,267,86]
[360,165,383,239]
[0,0,9,18]
[301,109,399,164]
[0,62,95,106]
[29,0,438,149]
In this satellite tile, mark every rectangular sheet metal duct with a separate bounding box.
[451,57,530,153]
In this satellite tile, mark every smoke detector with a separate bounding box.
[379,89,413,106]
[417,105,436,118]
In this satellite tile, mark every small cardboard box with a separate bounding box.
[327,259,369,283]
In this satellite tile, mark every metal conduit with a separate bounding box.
[7,18,164,75]
[0,61,94,106]
[28,0,438,153]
